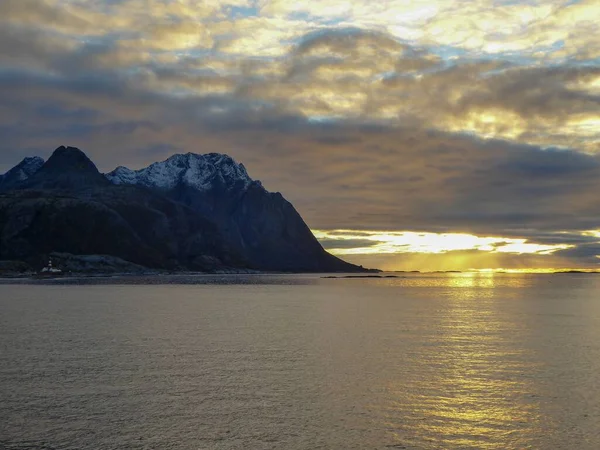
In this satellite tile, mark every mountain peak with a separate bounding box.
[21,156,45,167]
[106,152,256,191]
[0,156,45,190]
[6,156,45,177]
[44,146,100,173]
[25,146,109,190]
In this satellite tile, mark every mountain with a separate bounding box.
[106,153,253,192]
[0,156,45,190]
[0,147,245,271]
[0,147,366,273]
[24,145,110,190]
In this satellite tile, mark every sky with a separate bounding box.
[0,0,599,272]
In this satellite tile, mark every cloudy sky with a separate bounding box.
[1,0,599,271]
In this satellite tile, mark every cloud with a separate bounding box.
[319,238,380,250]
[120,20,214,51]
[2,18,595,152]
[0,0,95,34]
[314,229,572,256]
[0,23,80,71]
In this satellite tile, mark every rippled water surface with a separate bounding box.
[1,273,600,449]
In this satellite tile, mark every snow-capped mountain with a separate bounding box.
[0,146,366,273]
[105,153,258,192]
[102,151,362,271]
[0,156,45,190]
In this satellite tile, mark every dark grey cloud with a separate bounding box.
[457,65,600,122]
[0,23,77,72]
[319,238,379,250]
[0,0,93,33]
[514,232,600,246]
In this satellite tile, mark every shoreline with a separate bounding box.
[2,270,598,285]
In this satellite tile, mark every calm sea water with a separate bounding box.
[1,273,600,449]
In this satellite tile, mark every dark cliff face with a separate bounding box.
[0,146,366,272]
[167,181,358,271]
[234,186,353,271]
[0,187,247,271]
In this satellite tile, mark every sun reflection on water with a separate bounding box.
[382,273,542,448]
[446,272,497,289]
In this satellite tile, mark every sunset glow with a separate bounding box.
[313,230,571,256]
[312,229,581,271]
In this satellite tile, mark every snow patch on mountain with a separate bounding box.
[107,166,138,185]
[10,156,45,180]
[0,156,45,188]
[105,153,258,191]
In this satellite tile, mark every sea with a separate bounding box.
[1,273,599,449]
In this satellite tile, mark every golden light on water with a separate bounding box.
[419,282,541,447]
[382,273,542,447]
